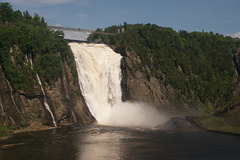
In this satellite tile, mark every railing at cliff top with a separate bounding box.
[48,26,117,36]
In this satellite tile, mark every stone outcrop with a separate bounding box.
[155,117,206,131]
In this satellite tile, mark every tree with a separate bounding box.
[0,2,14,23]
[33,13,40,26]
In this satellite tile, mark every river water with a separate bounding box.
[0,124,240,160]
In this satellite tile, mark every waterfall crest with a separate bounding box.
[70,42,166,127]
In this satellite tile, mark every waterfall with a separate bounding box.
[27,54,57,127]
[6,79,26,122]
[70,43,122,123]
[29,54,33,70]
[70,42,166,128]
[0,97,5,116]
[62,63,70,99]
[9,116,17,128]
[36,74,57,127]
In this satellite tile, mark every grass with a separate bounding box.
[217,93,240,113]
[0,124,13,138]
[200,92,240,134]
[200,116,240,134]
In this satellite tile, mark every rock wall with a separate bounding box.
[120,47,206,118]
[0,59,94,130]
[120,45,240,117]
[121,48,171,109]
[234,47,240,78]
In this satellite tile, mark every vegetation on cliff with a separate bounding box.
[89,23,240,111]
[0,2,77,98]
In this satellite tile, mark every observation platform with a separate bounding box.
[48,26,116,42]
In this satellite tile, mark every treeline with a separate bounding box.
[89,23,240,109]
[0,3,77,98]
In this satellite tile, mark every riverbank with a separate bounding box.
[200,116,240,135]
[1,114,240,141]
[0,121,60,140]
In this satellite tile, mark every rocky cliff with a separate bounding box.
[121,48,165,105]
[120,48,185,114]
[0,58,94,130]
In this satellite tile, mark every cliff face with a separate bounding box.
[234,47,240,78]
[0,59,94,130]
[121,48,171,109]
[120,48,206,116]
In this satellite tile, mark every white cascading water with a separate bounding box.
[27,55,57,127]
[0,97,5,116]
[70,42,166,128]
[6,79,26,122]
[36,74,57,127]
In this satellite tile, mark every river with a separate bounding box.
[1,124,240,160]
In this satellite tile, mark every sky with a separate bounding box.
[2,0,240,36]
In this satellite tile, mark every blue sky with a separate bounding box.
[3,0,240,36]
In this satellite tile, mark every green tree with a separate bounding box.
[0,2,14,23]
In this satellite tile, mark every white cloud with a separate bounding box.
[226,32,240,38]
